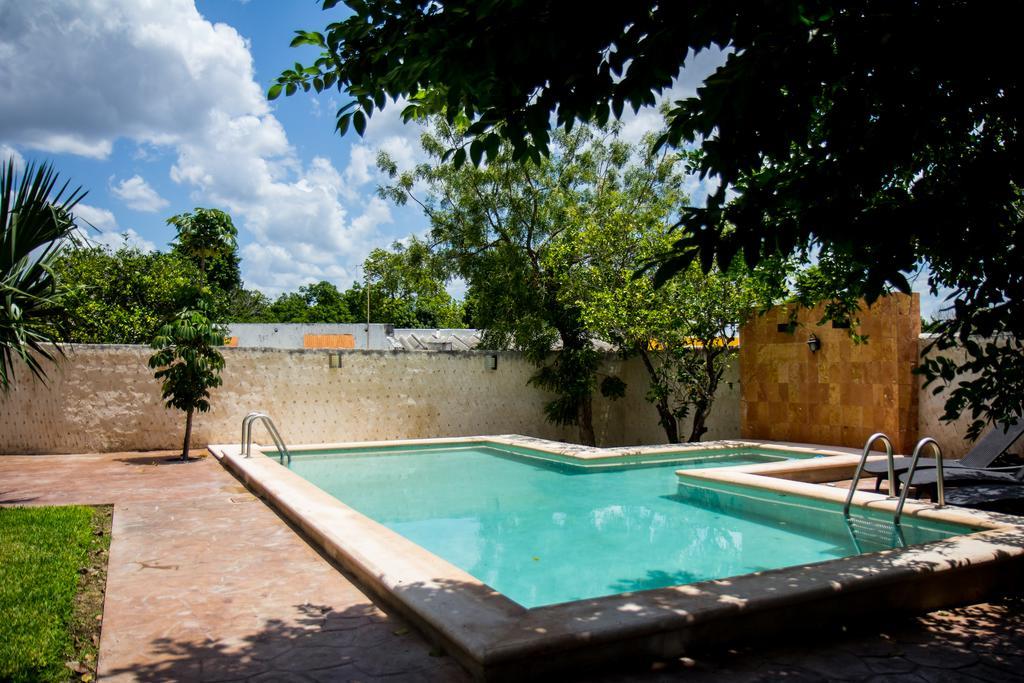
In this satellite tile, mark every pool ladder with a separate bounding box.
[844,432,945,527]
[241,412,292,465]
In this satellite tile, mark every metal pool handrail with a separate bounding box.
[844,432,895,517]
[895,437,943,524]
[241,412,292,465]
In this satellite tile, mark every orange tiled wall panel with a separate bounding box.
[740,293,920,453]
[303,334,356,349]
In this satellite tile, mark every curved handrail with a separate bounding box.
[894,437,943,524]
[240,412,292,465]
[844,432,895,517]
[241,411,261,456]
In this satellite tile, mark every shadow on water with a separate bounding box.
[609,569,701,593]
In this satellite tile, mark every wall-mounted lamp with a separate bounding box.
[328,352,343,369]
[486,354,498,370]
[806,333,822,353]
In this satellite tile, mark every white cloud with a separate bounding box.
[74,203,118,230]
[110,175,170,212]
[618,47,729,145]
[73,204,157,251]
[342,97,426,194]
[91,228,157,253]
[0,0,263,158]
[0,143,25,173]
[0,0,394,294]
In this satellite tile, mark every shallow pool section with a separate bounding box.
[285,443,972,608]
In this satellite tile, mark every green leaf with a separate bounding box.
[469,139,484,166]
[353,110,366,136]
[335,113,350,135]
[267,83,283,100]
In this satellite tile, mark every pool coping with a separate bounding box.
[209,436,1024,681]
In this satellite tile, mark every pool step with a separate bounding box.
[845,515,906,553]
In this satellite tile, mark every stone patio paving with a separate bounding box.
[1,451,1021,682]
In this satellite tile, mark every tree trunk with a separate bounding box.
[637,346,679,443]
[687,407,710,443]
[182,408,194,461]
[687,348,723,443]
[578,395,596,447]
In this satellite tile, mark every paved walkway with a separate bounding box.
[1,451,1021,682]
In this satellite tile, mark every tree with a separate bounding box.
[51,243,203,343]
[148,305,226,461]
[277,1,1024,439]
[167,208,241,293]
[0,158,85,391]
[362,238,464,328]
[379,120,679,445]
[222,287,273,323]
[580,234,782,442]
[266,281,354,323]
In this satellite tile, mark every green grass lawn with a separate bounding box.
[0,506,110,682]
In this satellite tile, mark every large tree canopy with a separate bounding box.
[277,1,1024,437]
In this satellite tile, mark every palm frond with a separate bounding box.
[0,157,86,391]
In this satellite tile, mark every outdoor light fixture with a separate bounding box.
[806,333,821,353]
[486,354,498,370]
[329,352,342,369]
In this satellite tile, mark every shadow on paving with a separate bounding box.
[97,579,1024,683]
[591,592,1024,682]
[101,601,466,682]
[0,491,39,504]
[114,454,205,467]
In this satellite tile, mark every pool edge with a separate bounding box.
[209,438,1024,681]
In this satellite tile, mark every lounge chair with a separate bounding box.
[898,462,1024,501]
[864,421,1024,493]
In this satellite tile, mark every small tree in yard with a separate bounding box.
[148,305,226,461]
[575,211,786,443]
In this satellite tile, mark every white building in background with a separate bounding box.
[225,323,484,351]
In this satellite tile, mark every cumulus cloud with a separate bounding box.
[0,0,387,294]
[73,203,157,251]
[618,47,729,145]
[110,175,170,212]
[0,143,25,173]
[74,203,118,230]
[91,228,157,253]
[0,0,262,158]
[342,99,426,194]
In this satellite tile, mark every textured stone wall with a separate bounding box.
[916,336,1020,459]
[610,354,742,445]
[740,294,921,453]
[0,345,740,454]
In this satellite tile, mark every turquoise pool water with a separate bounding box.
[285,443,974,608]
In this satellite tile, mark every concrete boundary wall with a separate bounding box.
[916,336,1017,459]
[0,338,1005,458]
[0,345,740,454]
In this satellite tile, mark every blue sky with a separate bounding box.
[0,0,947,317]
[0,0,435,296]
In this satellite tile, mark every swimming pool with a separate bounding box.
[212,435,1024,680]
[283,442,968,608]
